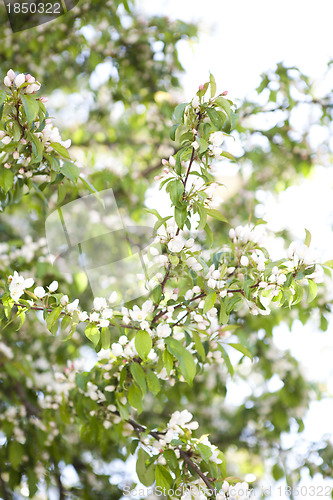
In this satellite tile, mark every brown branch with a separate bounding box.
[178,448,215,494]
[126,417,215,494]
[14,382,40,417]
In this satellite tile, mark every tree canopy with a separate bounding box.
[0,2,333,499]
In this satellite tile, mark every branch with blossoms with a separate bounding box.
[0,69,82,208]
[1,73,333,499]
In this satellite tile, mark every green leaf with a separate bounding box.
[46,306,62,333]
[0,90,7,105]
[323,260,333,269]
[9,441,23,470]
[163,449,179,471]
[192,331,206,361]
[196,203,207,231]
[196,443,212,464]
[203,291,216,313]
[272,463,285,481]
[21,94,39,124]
[101,328,111,349]
[215,96,232,121]
[206,208,229,223]
[210,73,216,98]
[61,315,71,332]
[136,448,155,487]
[155,464,173,490]
[85,324,100,346]
[304,228,311,248]
[219,345,234,376]
[197,136,209,153]
[130,363,147,395]
[60,162,79,183]
[135,330,152,360]
[174,206,187,229]
[165,337,196,384]
[228,342,253,360]
[173,102,188,123]
[146,370,161,395]
[128,384,143,413]
[50,142,71,159]
[219,300,229,324]
[0,168,14,193]
[207,107,224,129]
[166,179,184,208]
[162,349,173,375]
[307,279,317,304]
[221,151,236,162]
[170,123,179,141]
[30,134,44,163]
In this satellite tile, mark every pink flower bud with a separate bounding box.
[162,159,168,166]
[45,118,52,124]
[19,168,25,174]
[163,168,170,174]
[20,138,27,144]
[13,151,19,160]
[26,157,31,163]
[4,163,11,169]
[199,84,204,91]
[40,97,48,103]
[154,175,161,181]
[26,75,35,83]
[222,91,228,96]
[25,74,32,81]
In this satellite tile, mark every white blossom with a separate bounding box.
[168,235,185,253]
[240,255,249,266]
[60,295,69,306]
[209,131,224,147]
[93,297,107,311]
[48,281,58,292]
[111,343,123,357]
[156,323,171,338]
[34,286,46,299]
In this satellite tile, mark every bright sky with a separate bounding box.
[140,1,333,497]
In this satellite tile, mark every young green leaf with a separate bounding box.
[135,330,152,360]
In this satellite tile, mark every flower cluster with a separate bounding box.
[0,70,75,201]
[3,69,41,93]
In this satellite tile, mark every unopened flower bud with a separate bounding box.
[154,175,161,181]
[163,168,170,174]
[4,163,11,169]
[168,155,176,167]
[162,159,168,166]
[14,73,26,88]
[19,168,25,174]
[25,74,32,81]
[13,151,19,160]
[4,76,12,87]
[222,91,228,96]
[20,138,27,144]
[199,84,204,91]
[40,97,48,103]
[7,69,15,81]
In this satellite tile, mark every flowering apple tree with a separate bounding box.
[0,66,332,500]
